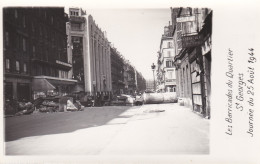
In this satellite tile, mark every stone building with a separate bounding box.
[171,7,212,118]
[110,47,125,95]
[124,61,136,95]
[3,7,76,102]
[67,7,112,99]
[157,23,176,93]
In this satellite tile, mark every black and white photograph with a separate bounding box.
[2,6,211,155]
[0,0,260,163]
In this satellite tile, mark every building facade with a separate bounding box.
[3,7,76,102]
[156,24,176,93]
[171,7,212,118]
[124,61,136,95]
[110,47,125,95]
[135,71,146,93]
[67,8,112,99]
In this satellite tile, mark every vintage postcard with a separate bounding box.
[0,0,259,163]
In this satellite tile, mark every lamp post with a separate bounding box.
[151,63,156,91]
[162,70,166,92]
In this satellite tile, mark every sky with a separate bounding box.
[75,8,171,80]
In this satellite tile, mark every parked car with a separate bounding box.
[118,94,135,105]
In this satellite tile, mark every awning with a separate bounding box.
[32,78,56,92]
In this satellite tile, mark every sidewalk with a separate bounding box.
[100,104,209,155]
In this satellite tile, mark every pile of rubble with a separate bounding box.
[4,96,85,117]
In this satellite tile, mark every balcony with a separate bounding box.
[71,26,84,32]
[69,16,85,23]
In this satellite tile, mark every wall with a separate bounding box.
[176,53,192,108]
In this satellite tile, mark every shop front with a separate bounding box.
[189,47,205,114]
[165,79,176,92]
[188,40,211,118]
[32,76,77,100]
[186,11,212,118]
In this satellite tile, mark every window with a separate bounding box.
[5,59,10,70]
[71,23,81,31]
[16,61,20,72]
[168,42,172,48]
[70,10,79,16]
[59,70,65,78]
[23,63,27,73]
[5,32,9,46]
[166,60,173,67]
[167,71,173,79]
[22,38,26,51]
[33,45,36,53]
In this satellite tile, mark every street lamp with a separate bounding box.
[151,63,156,91]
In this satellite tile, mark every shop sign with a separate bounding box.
[182,34,203,48]
[165,79,176,85]
[176,15,195,22]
